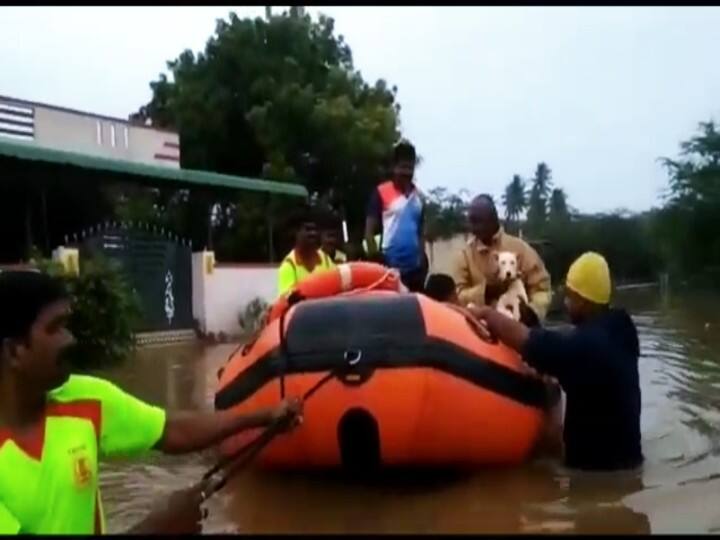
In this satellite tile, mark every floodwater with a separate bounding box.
[97,289,720,534]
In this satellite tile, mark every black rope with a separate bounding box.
[278,308,288,399]
[202,350,360,499]
[278,290,304,399]
[203,414,293,497]
[204,287,358,500]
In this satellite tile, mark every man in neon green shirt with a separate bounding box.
[278,206,335,297]
[0,271,302,535]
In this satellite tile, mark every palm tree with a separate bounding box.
[526,162,553,232]
[549,188,570,223]
[503,175,527,228]
[533,162,553,201]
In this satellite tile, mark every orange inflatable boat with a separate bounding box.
[215,290,550,470]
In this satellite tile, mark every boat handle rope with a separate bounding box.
[205,281,376,499]
[220,289,307,376]
[201,345,362,500]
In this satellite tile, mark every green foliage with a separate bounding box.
[526,162,553,233]
[37,256,142,369]
[502,175,526,230]
[424,187,470,242]
[495,164,663,283]
[237,297,270,336]
[548,188,570,225]
[109,184,190,234]
[423,164,664,284]
[542,211,662,285]
[132,9,402,254]
[657,121,720,278]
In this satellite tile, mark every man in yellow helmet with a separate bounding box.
[469,252,643,471]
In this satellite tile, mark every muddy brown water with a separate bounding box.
[96,289,720,534]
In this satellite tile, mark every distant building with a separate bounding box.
[0,94,180,168]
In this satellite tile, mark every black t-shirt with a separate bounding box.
[522,308,643,471]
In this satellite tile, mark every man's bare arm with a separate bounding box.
[156,398,301,455]
[468,305,530,352]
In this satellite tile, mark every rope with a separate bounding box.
[277,294,298,399]
[335,268,400,298]
[202,350,359,499]
[204,266,395,498]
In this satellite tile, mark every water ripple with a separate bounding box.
[96,293,720,533]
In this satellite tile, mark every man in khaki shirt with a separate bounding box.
[453,195,552,324]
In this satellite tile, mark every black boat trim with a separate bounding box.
[214,337,549,411]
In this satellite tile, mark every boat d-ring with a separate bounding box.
[339,349,373,387]
[344,349,362,366]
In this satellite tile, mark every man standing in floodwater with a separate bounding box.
[278,206,335,297]
[364,140,427,292]
[0,271,302,534]
[453,194,552,326]
[469,252,643,471]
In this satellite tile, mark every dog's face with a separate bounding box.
[495,251,519,281]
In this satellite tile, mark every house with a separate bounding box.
[0,94,307,339]
[0,94,180,167]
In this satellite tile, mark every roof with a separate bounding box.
[0,137,308,198]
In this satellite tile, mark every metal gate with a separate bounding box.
[73,223,193,332]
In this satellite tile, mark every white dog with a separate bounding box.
[494,251,528,321]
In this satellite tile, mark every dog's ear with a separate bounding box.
[493,252,499,262]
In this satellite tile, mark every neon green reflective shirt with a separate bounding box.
[0,375,166,535]
[277,249,335,297]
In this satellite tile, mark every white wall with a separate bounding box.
[191,238,469,338]
[192,255,278,337]
[426,234,469,276]
[191,252,207,330]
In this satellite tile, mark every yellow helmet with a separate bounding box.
[565,252,611,305]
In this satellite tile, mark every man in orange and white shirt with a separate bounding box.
[364,141,426,292]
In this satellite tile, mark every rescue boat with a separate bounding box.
[214,264,550,470]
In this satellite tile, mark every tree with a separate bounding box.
[502,174,526,231]
[658,120,720,276]
[542,211,661,284]
[548,187,570,225]
[424,187,469,243]
[132,9,402,260]
[526,162,553,233]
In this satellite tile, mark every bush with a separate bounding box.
[37,255,142,369]
[237,297,270,337]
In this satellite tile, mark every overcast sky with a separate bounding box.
[2,6,719,213]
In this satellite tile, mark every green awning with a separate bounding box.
[0,137,308,197]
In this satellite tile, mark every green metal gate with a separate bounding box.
[74,223,194,332]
